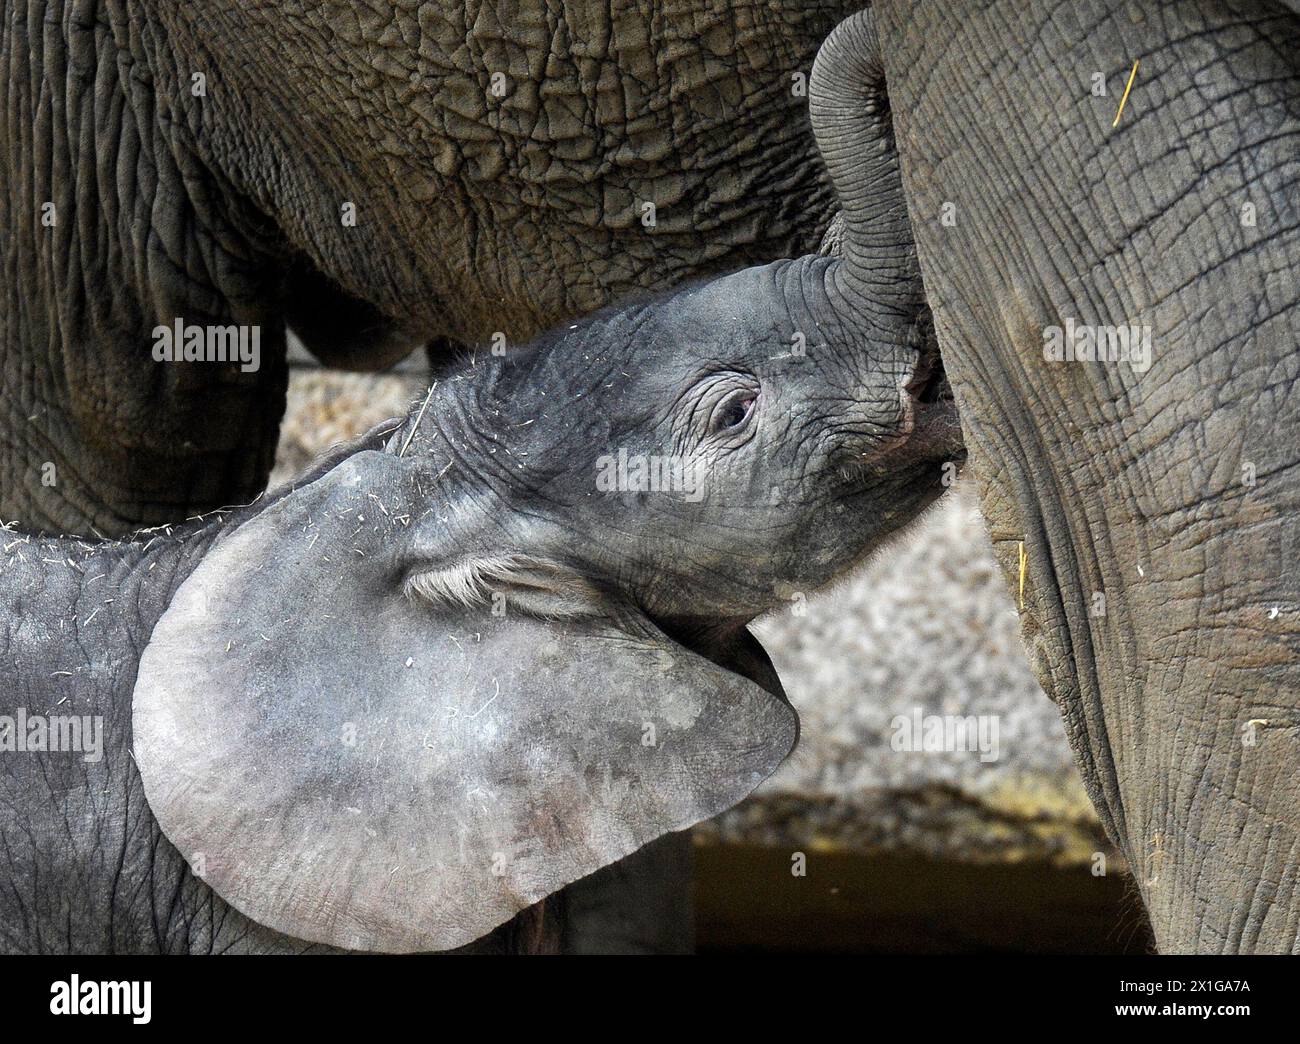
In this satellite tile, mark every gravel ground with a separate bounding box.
[275,368,1108,867]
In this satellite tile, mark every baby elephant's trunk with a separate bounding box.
[810,9,921,317]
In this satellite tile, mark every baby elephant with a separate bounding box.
[0,11,960,953]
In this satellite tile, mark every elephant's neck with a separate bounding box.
[0,519,220,668]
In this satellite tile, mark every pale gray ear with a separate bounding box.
[280,416,405,490]
[133,451,796,953]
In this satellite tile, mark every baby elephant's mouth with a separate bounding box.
[908,343,953,406]
[895,324,965,463]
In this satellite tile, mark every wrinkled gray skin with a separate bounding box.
[0,456,696,954]
[0,13,961,953]
[0,0,864,536]
[874,0,1300,952]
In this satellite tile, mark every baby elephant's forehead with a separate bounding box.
[629,272,791,376]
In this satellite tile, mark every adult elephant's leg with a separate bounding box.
[0,3,294,537]
[1,322,288,537]
[877,0,1300,951]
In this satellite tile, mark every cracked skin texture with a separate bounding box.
[875,0,1300,952]
[1,0,854,535]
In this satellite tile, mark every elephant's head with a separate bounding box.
[399,278,957,636]
[391,11,958,630]
[132,10,958,953]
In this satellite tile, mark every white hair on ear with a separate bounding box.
[404,553,600,619]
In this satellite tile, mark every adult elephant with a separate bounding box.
[865,1,1299,951]
[0,0,856,536]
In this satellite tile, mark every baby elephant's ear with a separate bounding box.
[133,451,796,953]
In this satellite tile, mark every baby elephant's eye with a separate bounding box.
[709,392,757,435]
